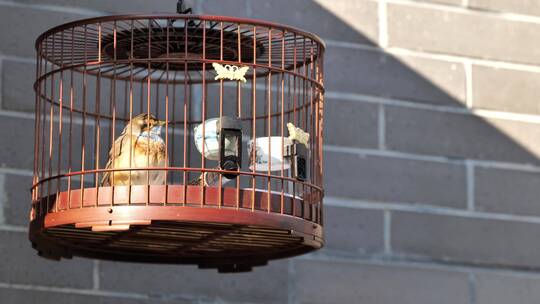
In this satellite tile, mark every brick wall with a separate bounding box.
[1,0,539,303]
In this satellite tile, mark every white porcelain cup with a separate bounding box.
[194,118,220,160]
[247,137,292,172]
[194,118,239,161]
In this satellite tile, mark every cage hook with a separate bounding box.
[175,0,197,27]
[177,0,193,14]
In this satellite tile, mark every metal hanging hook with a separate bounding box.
[175,0,197,27]
[177,0,192,14]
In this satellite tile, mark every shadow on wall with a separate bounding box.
[242,0,540,162]
[240,0,540,269]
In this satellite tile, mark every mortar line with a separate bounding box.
[0,55,34,64]
[325,91,540,125]
[288,260,295,304]
[0,58,3,111]
[324,145,466,164]
[466,160,475,211]
[0,167,33,177]
[386,0,540,24]
[465,61,473,109]
[383,210,391,254]
[378,104,386,150]
[468,272,477,304]
[0,109,43,120]
[0,282,150,300]
[245,0,253,17]
[472,108,540,123]
[326,40,540,74]
[325,196,540,224]
[470,159,540,172]
[378,0,389,48]
[0,175,6,225]
[324,145,540,172]
[0,225,26,232]
[195,0,204,14]
[325,91,467,114]
[299,253,540,280]
[92,260,100,290]
[0,282,249,304]
[0,0,103,16]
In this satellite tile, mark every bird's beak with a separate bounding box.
[158,120,167,126]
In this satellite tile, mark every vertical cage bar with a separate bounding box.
[94,23,102,207]
[146,18,152,205]
[47,34,56,213]
[251,25,257,212]
[164,18,170,205]
[236,23,242,209]
[67,27,75,210]
[182,21,188,205]
[280,29,286,215]
[32,49,41,205]
[56,30,65,208]
[80,24,88,208]
[266,28,272,213]
[128,19,135,200]
[40,43,47,216]
[218,21,224,208]
[110,20,118,206]
[201,20,207,207]
[291,33,297,210]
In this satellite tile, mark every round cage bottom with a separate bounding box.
[29,185,323,273]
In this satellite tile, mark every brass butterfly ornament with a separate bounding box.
[287,123,310,147]
[212,63,249,83]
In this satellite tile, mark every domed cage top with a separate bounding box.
[31,13,325,273]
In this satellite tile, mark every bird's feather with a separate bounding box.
[101,116,166,186]
[100,132,128,186]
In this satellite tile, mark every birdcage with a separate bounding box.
[30,6,325,272]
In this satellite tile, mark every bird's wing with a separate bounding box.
[100,133,128,186]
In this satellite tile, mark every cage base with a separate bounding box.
[29,186,323,272]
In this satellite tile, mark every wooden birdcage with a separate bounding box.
[30,7,325,273]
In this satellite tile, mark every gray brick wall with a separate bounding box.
[1,0,540,303]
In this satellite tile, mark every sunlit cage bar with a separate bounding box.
[30,13,325,272]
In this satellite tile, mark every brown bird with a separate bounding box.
[101,113,167,186]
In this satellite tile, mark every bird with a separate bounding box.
[101,113,167,186]
[287,123,309,147]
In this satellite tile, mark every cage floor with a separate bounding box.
[32,219,320,272]
[30,186,323,272]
